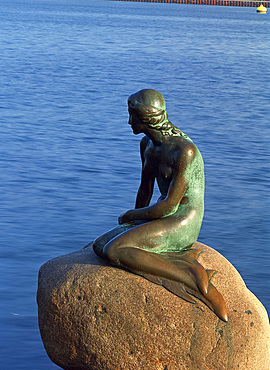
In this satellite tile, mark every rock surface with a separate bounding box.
[37,242,270,370]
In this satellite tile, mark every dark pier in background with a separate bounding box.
[114,0,269,7]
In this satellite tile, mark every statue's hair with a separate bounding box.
[129,104,168,130]
[128,89,187,137]
[128,89,169,131]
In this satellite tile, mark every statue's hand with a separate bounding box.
[118,210,134,225]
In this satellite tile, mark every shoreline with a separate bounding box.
[111,0,269,8]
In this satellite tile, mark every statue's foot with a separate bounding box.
[139,249,228,322]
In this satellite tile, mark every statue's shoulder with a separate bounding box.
[179,137,196,153]
[174,139,199,166]
[140,136,150,151]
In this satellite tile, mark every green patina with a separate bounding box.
[93,89,227,322]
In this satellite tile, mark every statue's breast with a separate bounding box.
[159,166,173,179]
[144,143,174,181]
[156,165,173,197]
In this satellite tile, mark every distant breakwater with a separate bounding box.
[113,0,269,7]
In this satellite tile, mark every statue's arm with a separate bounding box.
[119,142,196,224]
[135,172,155,209]
[135,137,154,209]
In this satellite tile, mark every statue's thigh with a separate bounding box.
[95,224,135,249]
[106,216,199,254]
[103,218,177,252]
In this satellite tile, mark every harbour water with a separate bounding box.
[0,0,269,368]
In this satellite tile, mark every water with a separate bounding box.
[0,0,269,368]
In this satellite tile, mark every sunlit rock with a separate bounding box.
[37,242,270,370]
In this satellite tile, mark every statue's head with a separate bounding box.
[127,89,169,131]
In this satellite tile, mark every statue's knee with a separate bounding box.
[94,234,103,246]
[104,243,121,265]
[93,239,104,258]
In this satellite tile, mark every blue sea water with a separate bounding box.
[0,0,269,368]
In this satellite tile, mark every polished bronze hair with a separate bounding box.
[128,89,168,129]
[128,89,188,137]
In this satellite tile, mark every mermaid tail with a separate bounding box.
[159,249,209,296]
[141,272,196,304]
[138,249,228,322]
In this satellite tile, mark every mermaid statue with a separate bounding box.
[93,89,228,322]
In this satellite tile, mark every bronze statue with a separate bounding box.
[93,89,228,322]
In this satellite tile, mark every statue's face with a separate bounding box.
[128,111,144,135]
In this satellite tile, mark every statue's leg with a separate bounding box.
[93,222,144,258]
[102,217,228,322]
[102,217,200,291]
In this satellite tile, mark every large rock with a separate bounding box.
[37,242,270,370]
